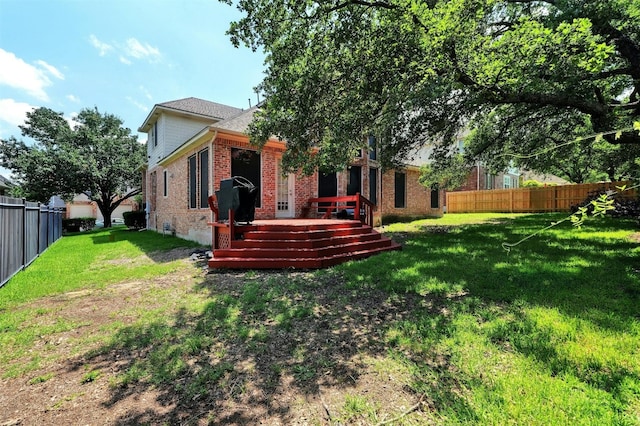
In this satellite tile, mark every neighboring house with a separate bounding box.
[519,171,570,186]
[455,163,522,192]
[0,175,14,196]
[64,193,137,221]
[140,97,443,244]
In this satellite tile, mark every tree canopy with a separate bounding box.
[222,0,640,183]
[0,107,145,227]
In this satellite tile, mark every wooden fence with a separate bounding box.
[0,196,63,288]
[446,181,636,213]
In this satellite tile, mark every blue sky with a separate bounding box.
[0,0,265,177]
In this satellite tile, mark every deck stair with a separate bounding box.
[208,219,401,269]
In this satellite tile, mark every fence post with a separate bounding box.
[22,198,27,271]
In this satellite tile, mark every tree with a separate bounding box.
[0,107,145,227]
[221,0,640,181]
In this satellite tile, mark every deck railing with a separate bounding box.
[305,193,375,227]
[208,193,376,251]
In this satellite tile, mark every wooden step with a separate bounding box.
[208,219,401,270]
[208,243,402,270]
[237,220,364,233]
[242,226,372,241]
[214,238,395,259]
[231,232,382,249]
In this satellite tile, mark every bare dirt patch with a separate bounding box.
[0,258,434,425]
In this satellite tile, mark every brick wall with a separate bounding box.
[380,168,443,219]
[150,138,215,244]
[147,134,443,244]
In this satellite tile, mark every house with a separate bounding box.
[455,163,522,192]
[139,97,443,245]
[64,193,138,222]
[0,175,14,196]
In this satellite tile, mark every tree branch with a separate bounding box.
[324,0,397,12]
[493,91,608,117]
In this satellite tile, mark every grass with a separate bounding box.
[346,213,640,424]
[0,226,202,308]
[0,226,203,377]
[1,213,639,424]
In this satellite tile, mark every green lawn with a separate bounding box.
[1,214,638,424]
[350,213,640,424]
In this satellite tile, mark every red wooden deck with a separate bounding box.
[208,218,401,270]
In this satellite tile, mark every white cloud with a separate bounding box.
[124,38,161,61]
[89,35,161,65]
[89,34,113,56]
[0,98,36,128]
[66,94,81,103]
[0,49,64,101]
[35,60,64,80]
[139,85,153,100]
[126,96,149,112]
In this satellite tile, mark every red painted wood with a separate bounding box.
[208,219,401,270]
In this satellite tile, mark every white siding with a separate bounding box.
[147,115,165,169]
[162,115,214,158]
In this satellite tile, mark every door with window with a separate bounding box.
[276,158,295,218]
[318,171,337,213]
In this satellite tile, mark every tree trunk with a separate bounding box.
[97,201,113,229]
[102,210,112,228]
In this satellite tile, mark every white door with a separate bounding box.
[276,159,295,218]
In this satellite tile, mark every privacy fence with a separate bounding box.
[446,181,636,213]
[0,196,63,288]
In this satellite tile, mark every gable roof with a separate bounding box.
[0,174,13,190]
[212,106,259,135]
[138,97,243,132]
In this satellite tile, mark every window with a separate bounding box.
[347,166,362,196]
[394,172,406,208]
[368,136,377,161]
[188,155,197,208]
[231,148,261,208]
[188,148,210,209]
[151,122,158,147]
[199,149,209,208]
[503,175,512,189]
[369,168,378,205]
[431,185,439,209]
[457,139,464,154]
[163,170,168,197]
[485,173,493,190]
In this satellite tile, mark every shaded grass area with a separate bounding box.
[0,227,202,378]
[1,213,639,424]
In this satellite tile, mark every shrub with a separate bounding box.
[123,211,146,229]
[571,189,640,221]
[62,217,96,233]
[521,179,544,188]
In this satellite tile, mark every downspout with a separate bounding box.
[210,130,217,196]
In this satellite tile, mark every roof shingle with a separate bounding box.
[158,97,242,120]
